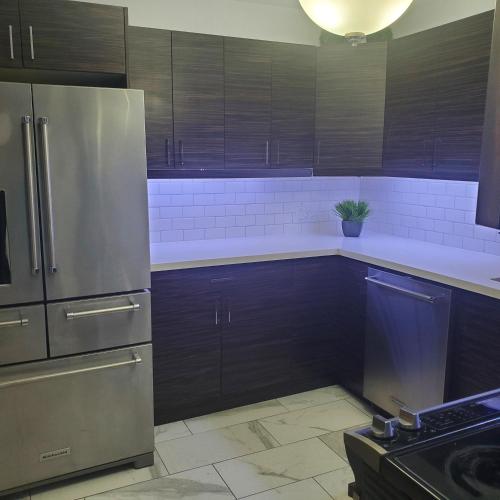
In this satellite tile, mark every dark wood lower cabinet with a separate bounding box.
[447,289,500,400]
[151,256,500,425]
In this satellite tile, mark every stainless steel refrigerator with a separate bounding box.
[0,82,154,495]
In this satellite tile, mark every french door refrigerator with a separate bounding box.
[0,82,154,495]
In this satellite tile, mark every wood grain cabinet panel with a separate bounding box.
[0,0,22,68]
[315,42,387,175]
[224,37,273,169]
[448,289,500,400]
[172,32,225,169]
[19,0,126,73]
[383,11,494,180]
[128,27,174,171]
[151,269,221,424]
[271,43,316,168]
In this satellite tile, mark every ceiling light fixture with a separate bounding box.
[299,0,414,46]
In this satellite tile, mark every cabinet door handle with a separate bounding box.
[8,25,14,60]
[316,140,321,165]
[166,138,170,167]
[39,117,57,274]
[22,116,40,275]
[266,140,270,166]
[215,303,219,326]
[0,318,29,329]
[179,140,184,167]
[29,25,35,60]
[228,309,231,325]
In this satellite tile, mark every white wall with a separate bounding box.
[392,0,496,38]
[75,0,321,45]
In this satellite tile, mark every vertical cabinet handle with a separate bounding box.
[266,140,270,166]
[39,117,57,274]
[8,25,14,60]
[22,116,39,275]
[29,26,35,60]
[215,302,219,326]
[165,138,170,167]
[178,140,184,167]
[316,140,321,166]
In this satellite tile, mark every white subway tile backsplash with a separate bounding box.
[148,176,493,256]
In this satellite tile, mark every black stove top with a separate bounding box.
[393,426,500,499]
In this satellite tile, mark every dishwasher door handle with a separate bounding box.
[365,276,438,303]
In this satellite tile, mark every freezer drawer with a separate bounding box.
[0,304,47,366]
[47,292,151,357]
[0,345,153,493]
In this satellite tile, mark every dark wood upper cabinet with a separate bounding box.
[224,37,273,169]
[271,42,316,168]
[18,0,126,73]
[172,32,224,169]
[128,26,173,171]
[383,11,494,180]
[315,42,387,176]
[0,0,22,68]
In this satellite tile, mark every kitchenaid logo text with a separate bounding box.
[40,447,71,462]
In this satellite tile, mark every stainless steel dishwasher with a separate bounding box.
[363,268,452,416]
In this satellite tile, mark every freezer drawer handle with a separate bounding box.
[0,318,29,329]
[22,116,40,275]
[65,301,141,320]
[0,353,142,390]
[39,117,57,273]
[365,276,437,303]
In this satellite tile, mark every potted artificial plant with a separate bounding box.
[335,200,370,237]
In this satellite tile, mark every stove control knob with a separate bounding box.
[399,408,422,431]
[371,415,395,440]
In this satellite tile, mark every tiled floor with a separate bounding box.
[13,386,374,500]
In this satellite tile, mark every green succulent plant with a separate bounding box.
[334,200,370,222]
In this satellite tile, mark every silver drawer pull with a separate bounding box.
[0,353,142,390]
[66,302,140,320]
[365,276,437,303]
[8,25,14,60]
[0,318,29,329]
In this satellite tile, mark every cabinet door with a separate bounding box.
[19,0,126,73]
[128,27,173,171]
[225,38,272,169]
[172,32,224,169]
[315,42,387,175]
[448,289,500,400]
[152,270,221,424]
[271,43,316,168]
[290,258,338,388]
[221,262,294,401]
[432,11,493,181]
[383,32,438,176]
[0,0,22,68]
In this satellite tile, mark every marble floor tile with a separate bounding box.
[319,426,364,461]
[315,467,355,500]
[277,386,351,411]
[259,400,371,445]
[86,465,235,499]
[155,421,192,444]
[243,478,332,499]
[31,451,168,500]
[185,400,287,434]
[215,438,345,498]
[156,421,279,474]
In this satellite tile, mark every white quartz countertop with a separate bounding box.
[150,233,500,299]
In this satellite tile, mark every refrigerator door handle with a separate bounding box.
[0,318,29,329]
[65,300,141,320]
[0,353,142,390]
[22,116,40,275]
[39,117,57,274]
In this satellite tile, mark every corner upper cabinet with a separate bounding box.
[172,32,225,169]
[315,42,387,175]
[224,38,273,169]
[18,0,126,73]
[271,43,316,168]
[0,0,22,68]
[128,27,174,172]
[383,11,494,180]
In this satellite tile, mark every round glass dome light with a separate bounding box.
[299,0,413,41]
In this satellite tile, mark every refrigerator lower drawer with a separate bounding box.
[0,304,47,367]
[47,291,151,356]
[0,345,154,493]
